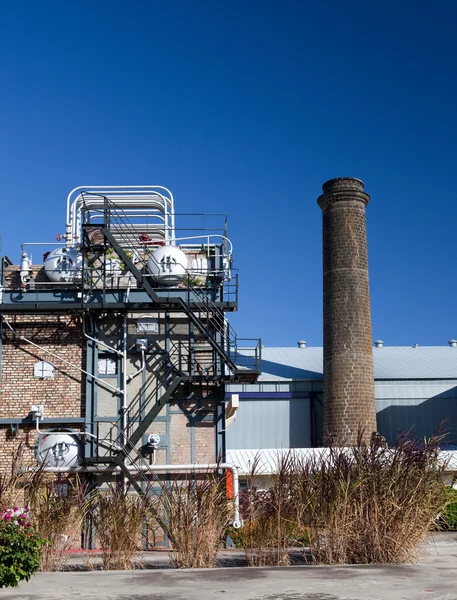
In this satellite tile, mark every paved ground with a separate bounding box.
[2,534,457,600]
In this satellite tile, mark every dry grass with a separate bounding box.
[1,433,450,569]
[154,473,232,568]
[0,446,87,571]
[26,475,87,571]
[235,453,297,566]
[238,432,450,565]
[0,441,30,509]
[89,483,150,570]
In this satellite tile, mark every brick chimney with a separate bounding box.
[317,177,377,444]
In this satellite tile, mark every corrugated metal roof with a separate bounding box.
[226,448,457,476]
[251,346,457,381]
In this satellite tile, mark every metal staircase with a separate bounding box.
[81,196,260,472]
[81,197,260,381]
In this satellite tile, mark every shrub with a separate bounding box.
[0,508,44,588]
[438,487,457,530]
[154,472,232,568]
[26,477,87,571]
[89,484,150,570]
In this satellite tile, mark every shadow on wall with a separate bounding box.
[376,386,457,447]
[259,359,323,381]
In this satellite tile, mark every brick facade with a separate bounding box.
[0,314,85,469]
[0,303,219,476]
[318,178,377,444]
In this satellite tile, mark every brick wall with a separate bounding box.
[1,315,85,420]
[318,178,377,444]
[0,314,85,470]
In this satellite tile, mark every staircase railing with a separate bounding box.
[81,196,261,376]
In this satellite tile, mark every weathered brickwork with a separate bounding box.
[1,314,85,420]
[0,314,85,471]
[169,392,216,464]
[318,178,377,444]
[0,426,38,471]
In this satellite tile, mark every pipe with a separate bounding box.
[82,316,124,357]
[122,315,128,439]
[32,417,121,449]
[66,186,175,246]
[31,462,242,527]
[127,349,145,382]
[175,235,233,256]
[66,185,174,227]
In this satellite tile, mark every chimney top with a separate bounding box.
[374,340,384,348]
[297,340,307,349]
[318,177,370,211]
[449,340,457,347]
[321,177,365,194]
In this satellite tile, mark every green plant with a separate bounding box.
[438,487,457,530]
[188,275,204,287]
[0,508,45,588]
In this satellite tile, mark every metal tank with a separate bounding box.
[36,430,80,470]
[148,245,188,286]
[44,247,86,282]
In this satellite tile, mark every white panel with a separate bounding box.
[34,361,54,379]
[226,398,311,449]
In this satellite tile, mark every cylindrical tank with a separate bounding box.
[148,245,188,286]
[44,247,86,282]
[36,430,80,470]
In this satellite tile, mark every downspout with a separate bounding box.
[121,315,128,447]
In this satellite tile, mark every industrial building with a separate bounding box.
[226,342,457,452]
[1,177,456,527]
[225,177,457,480]
[0,186,261,506]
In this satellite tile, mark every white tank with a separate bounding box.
[148,245,188,286]
[44,248,86,282]
[36,430,80,470]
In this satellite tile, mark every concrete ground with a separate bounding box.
[2,534,457,600]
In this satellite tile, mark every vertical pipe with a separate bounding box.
[84,317,96,460]
[122,315,128,438]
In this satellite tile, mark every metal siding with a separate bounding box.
[226,398,311,449]
[289,398,311,447]
[376,384,457,446]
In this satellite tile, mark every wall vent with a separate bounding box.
[136,317,159,334]
[34,361,55,379]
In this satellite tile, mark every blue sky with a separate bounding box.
[1,0,456,347]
